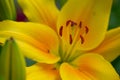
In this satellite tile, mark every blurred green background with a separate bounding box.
[109,0,120,29]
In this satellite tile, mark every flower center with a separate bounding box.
[59,20,89,45]
[56,20,89,68]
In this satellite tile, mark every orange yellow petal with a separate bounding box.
[26,63,60,80]
[0,20,59,63]
[71,54,119,80]
[89,27,120,62]
[18,0,59,31]
[60,63,94,80]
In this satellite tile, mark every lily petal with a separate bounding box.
[0,20,59,64]
[70,54,119,80]
[89,27,120,62]
[18,0,59,30]
[57,0,113,50]
[60,63,93,80]
[26,63,60,80]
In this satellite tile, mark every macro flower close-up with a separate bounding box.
[0,0,120,80]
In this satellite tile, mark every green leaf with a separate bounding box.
[0,0,16,21]
[0,37,26,80]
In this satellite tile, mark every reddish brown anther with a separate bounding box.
[66,20,72,26]
[85,26,89,34]
[59,26,63,36]
[80,35,84,44]
[69,34,73,44]
[71,22,77,26]
[79,21,82,28]
[66,20,77,27]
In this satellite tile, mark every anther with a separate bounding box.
[69,34,73,44]
[66,20,77,27]
[85,26,89,34]
[59,26,63,37]
[71,22,77,27]
[79,21,82,28]
[66,20,72,26]
[80,35,84,44]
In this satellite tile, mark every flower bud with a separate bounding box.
[0,38,26,80]
[0,0,16,20]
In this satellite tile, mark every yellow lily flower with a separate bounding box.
[0,0,120,80]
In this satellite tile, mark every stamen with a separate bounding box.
[85,26,89,34]
[69,34,73,44]
[71,22,77,27]
[80,35,84,44]
[66,20,72,26]
[66,20,77,27]
[79,21,82,28]
[59,26,63,36]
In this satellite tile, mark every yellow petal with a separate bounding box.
[0,20,59,64]
[57,0,113,50]
[89,27,120,62]
[26,63,60,80]
[60,63,93,80]
[18,0,59,31]
[71,54,119,80]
